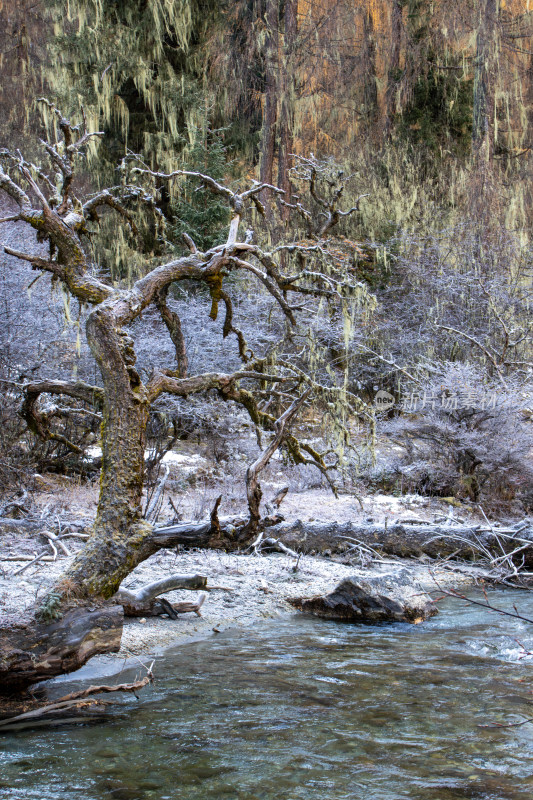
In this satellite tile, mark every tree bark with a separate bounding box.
[60,307,151,600]
[0,605,123,693]
[472,0,499,164]
[114,574,207,616]
[384,0,404,137]
[259,0,279,219]
[362,6,379,128]
[155,285,188,377]
[277,0,297,222]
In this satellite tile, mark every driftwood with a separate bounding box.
[261,536,298,558]
[9,512,530,572]
[10,530,73,574]
[3,555,55,562]
[0,671,153,731]
[0,517,91,534]
[264,519,533,571]
[1,517,90,574]
[13,552,52,574]
[0,517,43,534]
[42,529,71,556]
[148,511,282,551]
[148,515,533,585]
[0,490,30,518]
[0,604,123,693]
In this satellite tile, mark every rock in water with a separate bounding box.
[289,570,437,624]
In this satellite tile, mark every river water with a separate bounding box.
[1,590,533,800]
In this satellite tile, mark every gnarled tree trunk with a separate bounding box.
[61,308,152,600]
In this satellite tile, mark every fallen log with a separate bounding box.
[148,511,283,552]
[149,515,533,572]
[148,515,246,549]
[265,519,533,569]
[0,518,43,535]
[289,570,437,624]
[0,517,91,535]
[0,574,207,692]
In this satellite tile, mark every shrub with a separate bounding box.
[380,364,533,512]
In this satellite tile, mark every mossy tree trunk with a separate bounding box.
[61,307,152,600]
[277,0,297,222]
[260,0,279,214]
[385,0,404,136]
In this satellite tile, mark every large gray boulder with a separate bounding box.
[289,570,437,624]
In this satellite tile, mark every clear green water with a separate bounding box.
[1,591,533,800]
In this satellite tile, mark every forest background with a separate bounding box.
[1,0,532,516]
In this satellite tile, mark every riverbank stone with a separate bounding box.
[289,569,438,624]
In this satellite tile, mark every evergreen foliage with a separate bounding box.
[167,130,233,254]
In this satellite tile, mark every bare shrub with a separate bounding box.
[381,364,533,511]
[351,223,533,393]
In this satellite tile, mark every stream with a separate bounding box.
[1,590,533,800]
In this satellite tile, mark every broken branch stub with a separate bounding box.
[113,574,207,617]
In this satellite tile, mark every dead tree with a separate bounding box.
[0,104,367,690]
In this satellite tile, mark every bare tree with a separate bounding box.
[0,104,367,690]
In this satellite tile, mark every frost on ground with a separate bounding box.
[0,540,476,661]
[0,439,500,667]
[1,472,483,666]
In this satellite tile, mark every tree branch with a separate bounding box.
[227,256,296,323]
[3,246,63,275]
[21,380,104,451]
[131,167,235,201]
[0,165,32,213]
[82,190,139,234]
[246,389,311,529]
[154,285,188,377]
[220,289,252,362]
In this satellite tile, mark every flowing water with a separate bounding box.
[2,590,533,800]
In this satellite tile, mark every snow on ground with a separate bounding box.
[85,447,208,474]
